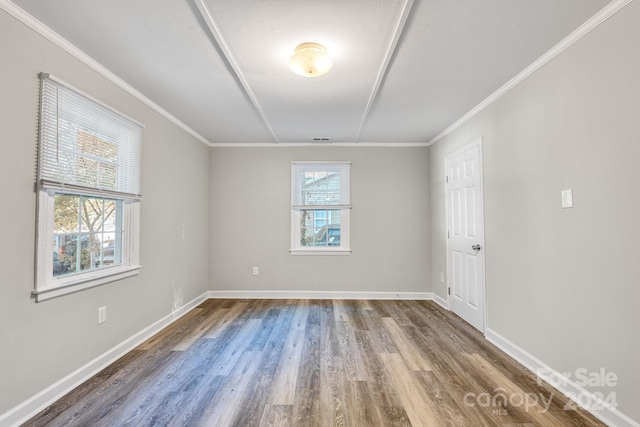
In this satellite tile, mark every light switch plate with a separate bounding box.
[561,189,574,208]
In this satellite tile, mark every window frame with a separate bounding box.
[33,73,143,302]
[35,188,141,301]
[290,161,351,256]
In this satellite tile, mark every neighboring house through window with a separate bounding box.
[34,73,143,301]
[290,162,351,255]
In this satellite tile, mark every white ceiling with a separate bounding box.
[9,0,612,145]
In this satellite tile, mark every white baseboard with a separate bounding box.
[0,291,209,427]
[485,328,639,427]
[431,293,448,310]
[207,290,434,300]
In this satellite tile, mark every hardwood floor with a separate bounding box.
[25,299,605,426]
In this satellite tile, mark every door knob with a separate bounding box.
[472,244,481,251]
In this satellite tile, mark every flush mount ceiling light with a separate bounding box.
[289,42,333,78]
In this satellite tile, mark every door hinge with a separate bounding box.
[446,175,449,183]
[447,231,450,239]
[448,287,451,295]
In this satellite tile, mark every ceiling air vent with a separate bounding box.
[311,137,331,142]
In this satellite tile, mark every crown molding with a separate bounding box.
[0,0,213,148]
[209,141,430,148]
[427,0,633,146]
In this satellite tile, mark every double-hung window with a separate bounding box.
[34,73,143,301]
[290,162,351,255]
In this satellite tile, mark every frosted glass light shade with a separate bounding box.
[289,42,333,78]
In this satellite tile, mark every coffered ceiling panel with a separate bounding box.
[8,0,613,145]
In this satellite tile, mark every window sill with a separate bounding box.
[290,248,351,256]
[33,265,141,302]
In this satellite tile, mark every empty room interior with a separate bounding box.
[0,0,638,426]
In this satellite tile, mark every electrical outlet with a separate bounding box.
[97,306,107,324]
[561,189,574,208]
[252,266,259,276]
[440,272,445,283]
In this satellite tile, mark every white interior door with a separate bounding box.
[445,139,485,332]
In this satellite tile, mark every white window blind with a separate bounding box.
[291,162,350,208]
[38,73,143,198]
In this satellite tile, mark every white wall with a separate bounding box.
[430,1,640,422]
[0,9,210,415]
[210,146,431,295]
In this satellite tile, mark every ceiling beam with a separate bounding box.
[193,0,280,143]
[354,0,415,142]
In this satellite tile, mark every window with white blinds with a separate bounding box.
[291,162,351,255]
[291,163,350,208]
[35,74,143,302]
[38,73,142,197]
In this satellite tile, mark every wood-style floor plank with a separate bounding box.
[258,404,292,427]
[172,307,229,352]
[24,299,606,427]
[203,301,249,340]
[380,352,442,427]
[381,317,433,372]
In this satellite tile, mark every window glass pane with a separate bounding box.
[102,236,119,266]
[80,196,104,232]
[80,234,102,272]
[300,209,341,247]
[103,199,117,232]
[314,209,327,229]
[301,171,341,205]
[53,193,123,277]
[54,234,76,276]
[54,195,79,233]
